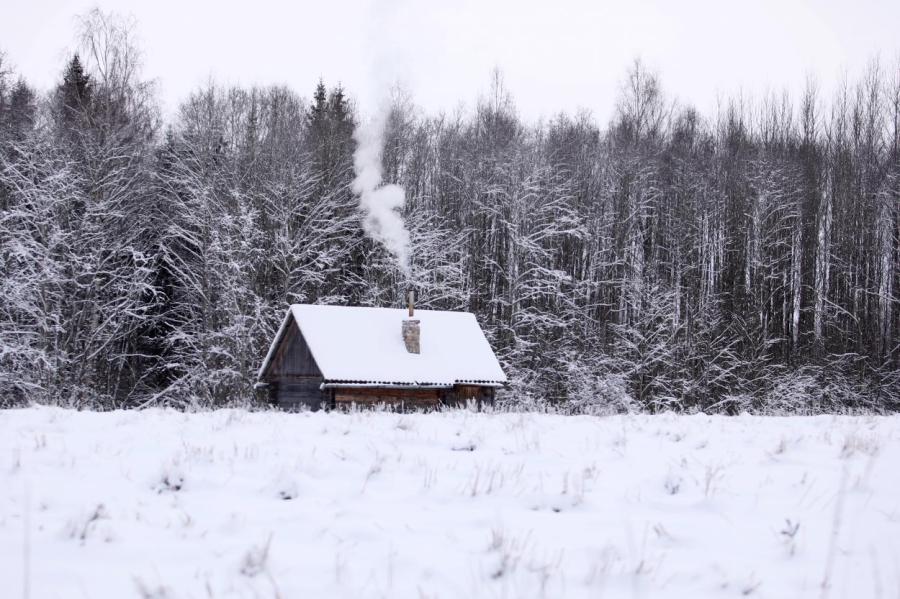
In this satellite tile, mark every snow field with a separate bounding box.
[1,407,898,598]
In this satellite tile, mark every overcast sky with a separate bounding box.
[3,0,899,123]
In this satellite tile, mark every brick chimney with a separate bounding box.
[403,290,420,354]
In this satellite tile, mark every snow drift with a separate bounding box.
[2,408,898,598]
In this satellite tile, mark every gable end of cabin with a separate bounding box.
[259,314,330,410]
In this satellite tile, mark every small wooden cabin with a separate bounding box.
[256,303,507,410]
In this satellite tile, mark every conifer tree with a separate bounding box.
[55,54,92,129]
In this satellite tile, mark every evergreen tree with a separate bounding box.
[6,80,36,138]
[55,54,92,130]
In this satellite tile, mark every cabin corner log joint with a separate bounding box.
[256,304,507,411]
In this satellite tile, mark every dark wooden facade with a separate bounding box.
[334,387,441,409]
[261,319,327,409]
[259,318,497,411]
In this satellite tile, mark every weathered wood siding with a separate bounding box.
[334,387,441,410]
[264,318,327,409]
[444,385,495,407]
[269,379,329,410]
[266,318,321,379]
[332,385,495,410]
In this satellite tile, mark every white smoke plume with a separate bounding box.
[352,108,411,276]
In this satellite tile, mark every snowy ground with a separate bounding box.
[1,408,898,599]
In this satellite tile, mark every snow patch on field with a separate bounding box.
[1,408,899,598]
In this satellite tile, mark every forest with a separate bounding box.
[1,11,898,412]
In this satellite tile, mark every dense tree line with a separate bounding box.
[1,12,898,412]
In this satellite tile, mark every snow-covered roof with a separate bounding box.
[258,304,507,387]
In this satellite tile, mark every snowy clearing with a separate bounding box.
[1,408,899,598]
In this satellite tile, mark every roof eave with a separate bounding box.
[321,380,506,389]
[256,309,294,381]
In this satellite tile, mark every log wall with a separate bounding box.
[332,385,496,410]
[334,387,441,409]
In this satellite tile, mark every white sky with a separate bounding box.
[2,0,898,123]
